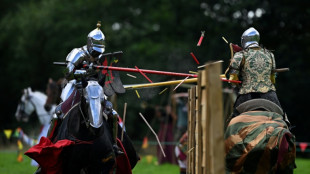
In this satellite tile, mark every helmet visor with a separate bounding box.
[91,39,105,54]
[92,45,105,54]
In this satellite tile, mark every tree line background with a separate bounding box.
[0,0,309,142]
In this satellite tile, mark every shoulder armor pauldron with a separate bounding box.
[66,47,89,67]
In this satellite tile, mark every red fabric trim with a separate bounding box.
[277,133,290,165]
[101,57,115,85]
[232,44,243,52]
[25,136,75,174]
[116,138,132,174]
[178,147,187,161]
[60,89,81,115]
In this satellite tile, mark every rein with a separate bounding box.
[79,102,90,128]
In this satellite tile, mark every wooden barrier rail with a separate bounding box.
[187,61,225,174]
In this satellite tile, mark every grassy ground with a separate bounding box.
[0,150,309,174]
[294,158,310,174]
[132,155,179,174]
[0,150,37,174]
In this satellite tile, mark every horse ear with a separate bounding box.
[27,87,32,93]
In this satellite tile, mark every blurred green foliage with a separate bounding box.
[0,0,309,141]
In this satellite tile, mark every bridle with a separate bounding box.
[17,94,35,120]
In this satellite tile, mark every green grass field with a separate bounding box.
[0,150,309,174]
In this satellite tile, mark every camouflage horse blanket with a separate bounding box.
[225,111,296,174]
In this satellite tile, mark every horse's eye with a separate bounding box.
[85,99,89,104]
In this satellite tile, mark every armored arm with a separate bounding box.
[270,52,276,84]
[228,51,243,86]
[65,48,88,80]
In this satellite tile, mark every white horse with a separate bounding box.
[15,87,56,166]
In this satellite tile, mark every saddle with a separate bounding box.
[236,98,284,115]
[56,89,81,119]
[236,98,291,127]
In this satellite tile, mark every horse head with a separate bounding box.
[15,88,35,122]
[44,78,62,112]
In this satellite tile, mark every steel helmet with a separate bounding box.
[87,21,105,57]
[241,27,260,49]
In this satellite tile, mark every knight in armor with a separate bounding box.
[49,22,123,156]
[227,27,282,117]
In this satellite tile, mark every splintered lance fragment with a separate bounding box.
[173,76,189,91]
[127,73,137,78]
[222,36,229,44]
[197,31,205,46]
[190,52,200,65]
[159,88,168,95]
[139,112,166,157]
[135,66,153,83]
[135,90,140,98]
[189,71,198,74]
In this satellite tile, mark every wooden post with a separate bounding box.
[191,87,196,174]
[187,61,225,174]
[187,88,191,174]
[205,62,225,174]
[200,68,208,174]
[188,87,196,174]
[195,72,202,174]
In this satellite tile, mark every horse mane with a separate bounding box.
[31,91,47,104]
[27,90,51,125]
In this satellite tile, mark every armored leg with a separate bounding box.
[46,114,59,140]
[111,112,118,143]
[109,110,124,156]
[104,101,124,156]
[46,105,63,140]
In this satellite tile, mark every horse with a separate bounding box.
[44,78,63,112]
[26,79,139,174]
[15,79,60,166]
[15,87,53,127]
[224,99,296,174]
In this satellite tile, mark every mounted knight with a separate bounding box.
[224,27,296,173]
[48,21,125,156]
[226,27,285,118]
[26,22,138,174]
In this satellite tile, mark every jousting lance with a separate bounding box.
[85,64,198,78]
[53,62,242,83]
